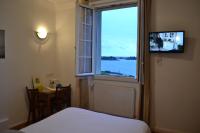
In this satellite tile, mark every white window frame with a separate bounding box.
[76,2,140,82]
[76,4,96,76]
[94,4,139,82]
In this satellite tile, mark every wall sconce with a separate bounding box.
[35,27,48,40]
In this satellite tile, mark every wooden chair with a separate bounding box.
[51,84,71,113]
[26,87,48,123]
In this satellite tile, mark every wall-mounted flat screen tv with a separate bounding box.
[149,31,185,53]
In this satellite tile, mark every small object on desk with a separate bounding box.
[46,87,56,92]
[49,79,59,88]
[56,83,62,88]
[32,77,45,92]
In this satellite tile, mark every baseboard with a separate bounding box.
[151,127,188,133]
[10,121,28,130]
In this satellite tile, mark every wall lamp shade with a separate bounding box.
[35,27,48,39]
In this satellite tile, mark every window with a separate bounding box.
[76,6,94,76]
[97,6,138,78]
[76,4,138,79]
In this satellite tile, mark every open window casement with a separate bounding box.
[76,1,141,80]
[76,4,95,76]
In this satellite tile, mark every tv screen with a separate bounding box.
[149,31,185,53]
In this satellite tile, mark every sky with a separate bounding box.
[101,7,138,57]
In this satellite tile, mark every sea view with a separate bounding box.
[100,7,138,78]
[101,58,137,78]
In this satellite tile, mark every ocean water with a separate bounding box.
[101,59,137,77]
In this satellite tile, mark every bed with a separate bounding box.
[21,107,151,133]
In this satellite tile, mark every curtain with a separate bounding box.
[138,0,151,124]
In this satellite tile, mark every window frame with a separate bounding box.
[76,3,140,82]
[76,4,96,76]
[94,4,139,81]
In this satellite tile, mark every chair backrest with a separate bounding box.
[55,84,71,107]
[26,87,39,110]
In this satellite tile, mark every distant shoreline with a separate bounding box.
[101,56,137,61]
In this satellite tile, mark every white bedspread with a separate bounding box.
[21,108,150,133]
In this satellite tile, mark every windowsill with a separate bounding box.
[94,75,138,83]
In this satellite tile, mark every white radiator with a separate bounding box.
[89,78,140,118]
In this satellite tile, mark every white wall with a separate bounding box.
[150,0,200,133]
[0,0,56,126]
[55,0,77,106]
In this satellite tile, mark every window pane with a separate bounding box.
[85,25,92,40]
[101,7,138,78]
[79,57,92,73]
[79,25,92,41]
[79,41,92,57]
